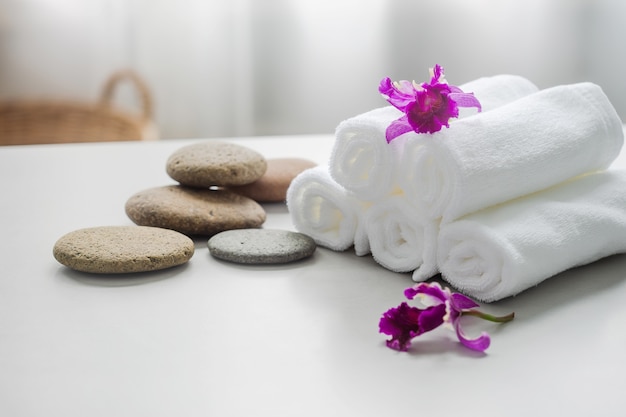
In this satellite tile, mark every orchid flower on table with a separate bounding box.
[379,64,482,142]
[379,282,514,352]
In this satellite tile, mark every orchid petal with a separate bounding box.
[409,282,450,303]
[417,303,447,334]
[448,92,482,112]
[385,117,413,143]
[404,286,419,300]
[378,77,394,95]
[430,64,444,84]
[379,77,416,111]
[379,302,423,351]
[451,293,480,310]
[455,320,491,352]
[395,79,416,95]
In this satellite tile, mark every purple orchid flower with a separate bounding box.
[379,64,482,142]
[379,282,514,352]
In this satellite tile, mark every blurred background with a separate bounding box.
[1,0,625,140]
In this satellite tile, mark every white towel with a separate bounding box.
[364,195,439,279]
[457,74,539,116]
[330,106,406,201]
[400,82,624,223]
[437,170,626,302]
[330,75,539,201]
[353,211,371,256]
[286,166,362,251]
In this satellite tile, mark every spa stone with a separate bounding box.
[230,158,317,202]
[125,185,266,236]
[53,226,194,274]
[207,229,316,264]
[166,141,267,187]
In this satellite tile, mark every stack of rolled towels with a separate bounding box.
[286,74,626,302]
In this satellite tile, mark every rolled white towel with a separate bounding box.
[400,82,624,222]
[364,196,439,279]
[330,106,405,201]
[286,166,362,251]
[330,75,538,202]
[457,74,539,117]
[353,210,371,257]
[437,170,626,302]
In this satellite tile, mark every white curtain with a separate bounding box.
[1,0,625,139]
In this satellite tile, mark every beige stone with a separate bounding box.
[125,185,266,236]
[166,141,267,187]
[53,226,194,274]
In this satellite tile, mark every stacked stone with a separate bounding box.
[126,142,269,236]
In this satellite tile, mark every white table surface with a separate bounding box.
[1,134,626,417]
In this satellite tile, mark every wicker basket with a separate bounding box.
[0,70,158,146]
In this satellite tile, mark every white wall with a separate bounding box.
[1,0,625,139]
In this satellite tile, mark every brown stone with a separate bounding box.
[125,185,266,236]
[166,141,267,187]
[230,158,317,202]
[53,226,195,274]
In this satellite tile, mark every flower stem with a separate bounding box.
[463,310,515,323]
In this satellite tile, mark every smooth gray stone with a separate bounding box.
[207,229,316,264]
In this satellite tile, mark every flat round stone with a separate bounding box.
[53,226,194,274]
[230,158,317,202]
[125,185,266,236]
[166,141,267,187]
[207,229,317,264]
